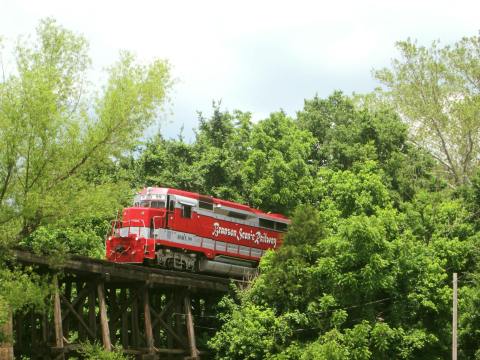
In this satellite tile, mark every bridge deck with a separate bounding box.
[13,249,230,292]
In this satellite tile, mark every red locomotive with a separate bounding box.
[106,187,289,277]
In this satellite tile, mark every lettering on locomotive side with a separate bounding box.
[212,222,238,238]
[212,222,277,246]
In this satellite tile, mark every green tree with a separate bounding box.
[209,297,294,360]
[297,91,435,203]
[0,18,171,244]
[135,106,253,202]
[193,106,253,201]
[459,273,480,359]
[243,111,315,214]
[375,35,480,186]
[136,134,203,191]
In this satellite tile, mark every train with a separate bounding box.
[105,187,289,277]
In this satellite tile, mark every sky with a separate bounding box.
[1,0,479,141]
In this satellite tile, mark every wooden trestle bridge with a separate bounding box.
[3,250,233,360]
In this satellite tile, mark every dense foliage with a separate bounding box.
[75,342,132,360]
[207,96,480,359]
[1,20,480,360]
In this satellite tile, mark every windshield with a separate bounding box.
[135,200,166,208]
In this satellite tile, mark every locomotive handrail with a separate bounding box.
[148,214,167,255]
[152,214,166,233]
[110,219,122,236]
[111,218,147,238]
[127,219,146,238]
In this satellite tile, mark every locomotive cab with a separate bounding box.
[106,188,169,263]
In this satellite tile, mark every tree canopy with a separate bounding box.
[375,35,480,186]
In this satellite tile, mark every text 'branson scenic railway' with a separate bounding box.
[211,222,277,246]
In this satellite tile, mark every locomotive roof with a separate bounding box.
[137,187,289,222]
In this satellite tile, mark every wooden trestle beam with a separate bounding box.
[0,309,14,360]
[184,294,200,360]
[52,275,65,360]
[9,250,229,360]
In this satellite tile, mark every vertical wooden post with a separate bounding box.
[452,272,458,360]
[184,294,199,360]
[42,312,49,344]
[88,283,97,340]
[167,327,174,360]
[15,313,23,352]
[53,275,64,360]
[143,287,155,355]
[151,293,160,347]
[63,281,72,337]
[109,287,117,343]
[30,312,37,356]
[131,291,140,348]
[76,282,86,341]
[0,308,14,360]
[174,292,183,342]
[97,282,112,351]
[167,293,174,360]
[120,289,129,348]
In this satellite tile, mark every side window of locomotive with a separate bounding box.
[228,211,247,220]
[275,222,288,232]
[259,218,275,230]
[182,204,192,218]
[199,200,213,211]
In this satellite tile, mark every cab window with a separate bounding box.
[182,204,192,218]
[137,200,165,208]
[151,201,165,208]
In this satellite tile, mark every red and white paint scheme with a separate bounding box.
[106,187,289,277]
